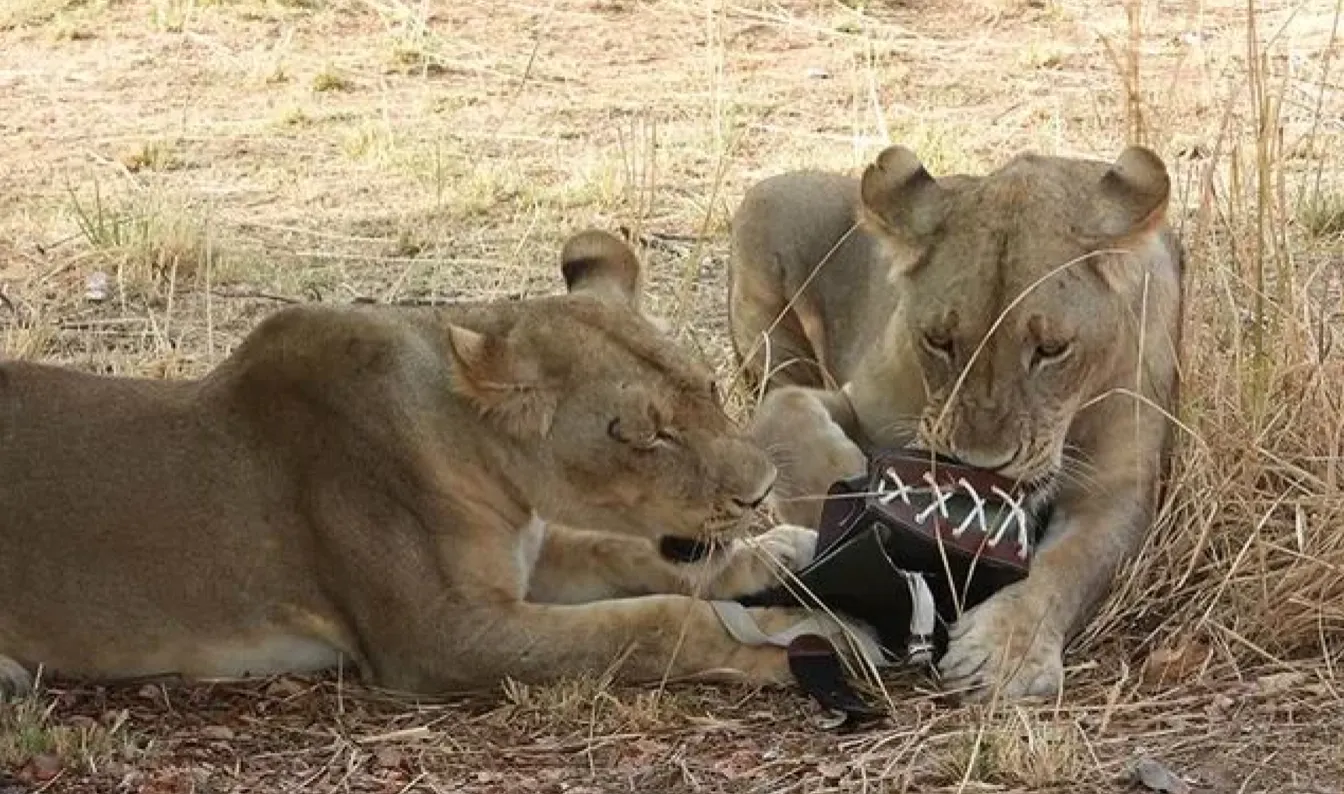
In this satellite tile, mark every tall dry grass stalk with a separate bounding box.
[1078,0,1344,683]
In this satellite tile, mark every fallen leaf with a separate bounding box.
[18,754,62,783]
[138,684,168,706]
[264,678,306,698]
[811,708,849,731]
[1139,641,1210,687]
[200,724,235,741]
[1254,671,1306,695]
[712,749,760,781]
[1131,757,1191,794]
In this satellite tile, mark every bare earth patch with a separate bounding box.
[2,0,1342,790]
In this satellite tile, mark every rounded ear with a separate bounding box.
[859,145,949,245]
[560,229,644,308]
[1092,145,1171,240]
[445,324,555,437]
[1081,146,1174,295]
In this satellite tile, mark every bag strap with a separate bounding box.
[710,567,939,728]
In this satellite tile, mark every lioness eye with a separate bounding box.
[921,332,955,360]
[635,428,678,452]
[1032,341,1072,368]
[609,417,677,450]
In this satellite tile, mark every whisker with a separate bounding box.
[1059,450,1104,492]
[770,487,892,504]
[1055,466,1102,496]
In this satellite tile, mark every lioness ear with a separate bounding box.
[445,324,556,438]
[859,145,948,272]
[1086,146,1172,293]
[560,229,644,309]
[1093,146,1171,239]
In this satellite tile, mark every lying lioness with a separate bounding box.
[0,229,843,698]
[731,145,1184,700]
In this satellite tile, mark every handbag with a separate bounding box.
[715,449,1048,726]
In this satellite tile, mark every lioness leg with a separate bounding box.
[747,387,867,529]
[728,258,831,392]
[525,522,818,604]
[374,596,810,691]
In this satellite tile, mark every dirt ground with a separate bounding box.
[2,0,1343,791]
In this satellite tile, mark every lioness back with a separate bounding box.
[0,354,337,683]
[729,170,893,391]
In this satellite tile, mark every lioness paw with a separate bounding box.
[0,655,34,700]
[699,524,817,599]
[937,583,1065,703]
[748,523,819,572]
[714,602,887,683]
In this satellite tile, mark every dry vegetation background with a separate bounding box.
[2,0,1343,791]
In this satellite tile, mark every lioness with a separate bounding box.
[730,145,1184,700]
[0,229,849,698]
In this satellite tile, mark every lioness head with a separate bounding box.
[857,145,1174,498]
[443,229,776,542]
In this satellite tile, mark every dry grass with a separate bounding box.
[2,0,1343,790]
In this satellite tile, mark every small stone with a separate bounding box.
[1131,757,1191,794]
[373,746,403,769]
[85,271,110,302]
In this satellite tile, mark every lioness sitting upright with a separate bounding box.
[730,145,1184,701]
[0,229,849,698]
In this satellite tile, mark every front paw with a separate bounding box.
[701,524,818,599]
[748,523,819,572]
[718,604,884,682]
[937,583,1065,703]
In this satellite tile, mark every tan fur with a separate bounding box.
[747,388,867,529]
[730,146,1184,701]
[0,229,842,698]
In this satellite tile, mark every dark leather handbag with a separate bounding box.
[735,449,1047,725]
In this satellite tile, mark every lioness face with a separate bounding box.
[858,145,1173,497]
[900,246,1120,493]
[445,230,777,542]
[540,325,778,541]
